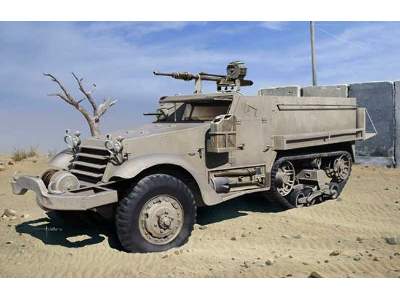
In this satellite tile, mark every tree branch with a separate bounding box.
[95,98,117,121]
[44,73,96,135]
[44,72,116,137]
[71,72,98,114]
[47,92,74,105]
[44,73,77,105]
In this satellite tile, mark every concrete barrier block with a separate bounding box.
[349,81,395,165]
[302,85,348,97]
[258,86,300,97]
[355,156,394,167]
[394,81,400,168]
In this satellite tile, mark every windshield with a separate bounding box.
[153,101,231,122]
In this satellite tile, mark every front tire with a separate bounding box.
[116,174,196,253]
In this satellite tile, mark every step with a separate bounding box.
[80,146,108,152]
[76,152,109,161]
[70,169,104,179]
[72,161,107,170]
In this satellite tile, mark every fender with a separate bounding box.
[48,149,74,170]
[108,154,221,206]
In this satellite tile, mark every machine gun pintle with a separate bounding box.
[153,61,253,94]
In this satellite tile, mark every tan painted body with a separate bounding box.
[12,88,373,210]
[40,91,369,208]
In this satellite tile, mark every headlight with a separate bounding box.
[105,139,115,151]
[64,130,81,149]
[105,136,123,153]
[113,141,123,152]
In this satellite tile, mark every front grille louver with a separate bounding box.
[70,146,110,185]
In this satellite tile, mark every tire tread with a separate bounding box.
[116,174,196,253]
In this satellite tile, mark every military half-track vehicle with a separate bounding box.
[11,62,376,252]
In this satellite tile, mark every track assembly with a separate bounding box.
[267,151,352,209]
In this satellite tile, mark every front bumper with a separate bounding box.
[11,175,118,211]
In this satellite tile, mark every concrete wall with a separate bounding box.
[395,82,400,167]
[258,86,300,97]
[302,85,348,97]
[258,81,399,167]
[348,82,395,166]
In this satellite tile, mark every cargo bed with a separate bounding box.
[267,96,375,150]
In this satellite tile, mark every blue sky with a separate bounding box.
[1,21,400,152]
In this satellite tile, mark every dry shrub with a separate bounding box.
[27,146,38,157]
[11,146,38,162]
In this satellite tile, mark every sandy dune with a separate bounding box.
[0,155,400,277]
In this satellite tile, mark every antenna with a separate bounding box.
[310,21,318,86]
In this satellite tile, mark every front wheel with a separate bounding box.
[116,174,196,253]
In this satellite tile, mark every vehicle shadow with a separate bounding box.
[15,211,123,250]
[15,193,285,250]
[197,193,285,225]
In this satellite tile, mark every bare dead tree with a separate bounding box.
[44,73,117,137]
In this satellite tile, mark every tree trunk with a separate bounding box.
[89,119,101,137]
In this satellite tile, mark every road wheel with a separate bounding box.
[328,180,347,200]
[116,174,196,253]
[332,153,352,182]
[327,152,352,200]
[289,186,313,208]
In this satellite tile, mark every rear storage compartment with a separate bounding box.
[270,97,368,150]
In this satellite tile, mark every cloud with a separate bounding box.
[0,22,235,152]
[82,21,193,38]
[0,21,400,152]
[260,22,287,31]
[314,22,400,83]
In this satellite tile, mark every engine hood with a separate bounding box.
[106,122,208,140]
[79,122,209,151]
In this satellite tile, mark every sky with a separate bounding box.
[1,21,400,153]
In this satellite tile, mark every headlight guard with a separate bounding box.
[64,130,81,151]
[105,135,125,165]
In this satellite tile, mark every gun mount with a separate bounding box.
[153,61,253,94]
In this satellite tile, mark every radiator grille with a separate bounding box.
[70,146,110,185]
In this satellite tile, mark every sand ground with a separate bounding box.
[0,155,400,277]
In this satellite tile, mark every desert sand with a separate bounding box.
[0,155,400,277]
